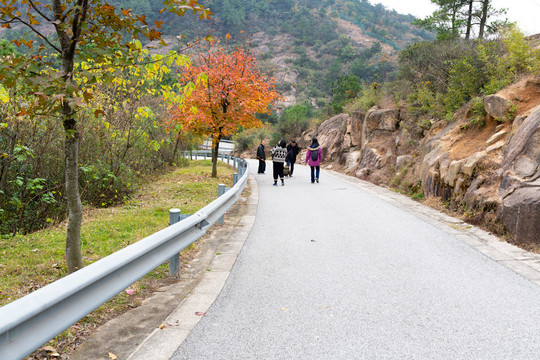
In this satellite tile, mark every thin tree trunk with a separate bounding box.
[61,52,83,273]
[64,115,83,273]
[211,136,221,178]
[171,135,181,165]
[53,0,87,273]
[0,128,16,192]
[478,0,489,39]
[464,0,474,39]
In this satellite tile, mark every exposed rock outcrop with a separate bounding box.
[313,75,540,245]
[497,106,540,244]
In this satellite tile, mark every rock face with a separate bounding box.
[315,113,349,163]
[313,77,540,245]
[497,106,540,244]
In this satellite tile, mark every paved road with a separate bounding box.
[170,160,540,359]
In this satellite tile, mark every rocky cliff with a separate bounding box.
[312,75,540,246]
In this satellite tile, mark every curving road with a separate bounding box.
[170,159,540,359]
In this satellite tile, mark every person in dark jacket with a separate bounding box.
[285,140,300,177]
[271,140,287,186]
[305,137,322,183]
[256,140,266,174]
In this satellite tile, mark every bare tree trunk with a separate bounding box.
[211,136,221,178]
[64,115,83,273]
[478,0,489,39]
[464,0,474,39]
[0,127,16,192]
[53,0,87,273]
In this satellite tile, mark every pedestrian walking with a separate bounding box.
[271,140,288,186]
[306,137,322,183]
[285,140,300,177]
[256,140,266,174]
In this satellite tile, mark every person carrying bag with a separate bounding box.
[305,137,322,183]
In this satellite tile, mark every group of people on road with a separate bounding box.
[256,137,322,186]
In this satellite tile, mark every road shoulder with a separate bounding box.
[69,176,258,360]
[327,169,540,287]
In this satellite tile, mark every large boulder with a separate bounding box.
[498,105,540,244]
[484,94,513,119]
[499,188,540,244]
[315,113,349,163]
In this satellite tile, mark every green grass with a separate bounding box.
[0,160,235,307]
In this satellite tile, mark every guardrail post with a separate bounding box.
[227,154,230,164]
[239,161,244,176]
[218,184,227,224]
[204,152,207,160]
[168,208,181,276]
[233,173,239,185]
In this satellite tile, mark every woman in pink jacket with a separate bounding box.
[305,137,322,183]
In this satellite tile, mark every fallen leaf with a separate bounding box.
[311,239,316,242]
[109,352,117,359]
[125,289,135,295]
[195,312,206,316]
[41,346,60,356]
[280,307,289,311]
[159,323,166,329]
[322,306,329,308]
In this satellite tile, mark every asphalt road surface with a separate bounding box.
[171,160,540,359]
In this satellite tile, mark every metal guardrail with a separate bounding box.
[200,139,235,154]
[0,156,249,360]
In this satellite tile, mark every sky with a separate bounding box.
[370,0,540,36]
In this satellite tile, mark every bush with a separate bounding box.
[344,82,382,113]
[397,26,540,123]
[274,103,315,141]
[232,125,272,152]
[0,86,193,236]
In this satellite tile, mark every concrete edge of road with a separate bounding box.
[326,168,540,287]
[126,175,259,360]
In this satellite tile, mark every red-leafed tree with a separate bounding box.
[170,42,280,177]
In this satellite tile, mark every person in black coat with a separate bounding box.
[271,140,288,186]
[256,140,266,174]
[285,140,300,177]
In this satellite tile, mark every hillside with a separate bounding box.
[0,0,433,110]
[139,0,434,108]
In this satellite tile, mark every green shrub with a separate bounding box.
[274,103,315,141]
[344,82,382,112]
[232,125,272,151]
[468,97,487,126]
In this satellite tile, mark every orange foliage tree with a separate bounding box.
[170,42,280,177]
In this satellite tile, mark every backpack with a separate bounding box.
[311,148,318,161]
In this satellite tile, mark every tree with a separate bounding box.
[413,0,467,40]
[0,0,211,273]
[413,0,506,39]
[331,75,361,112]
[476,0,507,39]
[170,42,280,178]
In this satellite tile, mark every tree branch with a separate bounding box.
[28,0,52,22]
[7,16,62,53]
